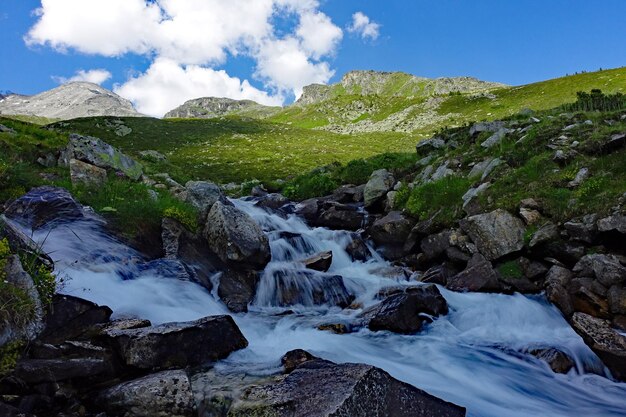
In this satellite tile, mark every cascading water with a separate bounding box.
[15,199,626,417]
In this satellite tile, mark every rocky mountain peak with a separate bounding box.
[0,82,142,120]
[164,96,281,119]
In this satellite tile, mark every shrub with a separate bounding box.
[403,176,471,225]
[164,206,199,233]
[497,260,524,280]
[283,172,338,200]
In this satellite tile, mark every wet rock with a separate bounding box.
[69,158,107,187]
[217,269,259,313]
[317,323,351,334]
[362,285,448,334]
[40,295,112,344]
[544,266,574,316]
[447,254,501,293]
[570,312,626,381]
[204,201,271,269]
[98,370,194,417]
[99,318,152,333]
[460,209,525,260]
[14,358,114,385]
[105,315,248,370]
[62,134,143,180]
[597,215,626,234]
[295,198,320,222]
[267,269,355,308]
[255,193,290,211]
[364,169,395,208]
[519,257,549,281]
[420,230,452,261]
[569,278,610,319]
[314,203,367,231]
[4,186,84,230]
[332,184,365,204]
[282,349,317,373]
[344,234,371,262]
[530,348,575,374]
[0,215,53,270]
[419,264,455,286]
[231,355,466,417]
[301,250,333,272]
[0,255,44,347]
[573,254,626,287]
[369,211,414,245]
[184,180,224,218]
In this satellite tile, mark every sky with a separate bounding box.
[1,0,626,117]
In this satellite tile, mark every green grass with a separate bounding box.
[404,176,472,226]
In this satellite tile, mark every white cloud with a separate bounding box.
[26,0,346,113]
[114,58,283,117]
[348,12,380,41]
[53,69,112,85]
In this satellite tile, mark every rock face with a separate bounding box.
[364,169,395,208]
[0,82,141,120]
[204,201,271,269]
[570,312,626,381]
[460,209,525,260]
[572,254,626,287]
[105,315,248,370]
[61,134,143,180]
[4,186,84,230]
[164,97,280,119]
[69,158,107,186]
[227,355,466,417]
[99,370,195,417]
[363,285,448,334]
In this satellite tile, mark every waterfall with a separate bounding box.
[14,198,626,417]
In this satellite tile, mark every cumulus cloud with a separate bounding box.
[114,58,283,117]
[25,0,355,115]
[53,69,112,85]
[348,12,380,41]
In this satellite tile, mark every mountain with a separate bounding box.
[164,97,281,119]
[0,82,142,120]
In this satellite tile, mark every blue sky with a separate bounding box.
[1,0,625,116]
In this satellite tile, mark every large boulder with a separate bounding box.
[570,312,626,381]
[369,211,414,245]
[364,169,395,208]
[69,158,107,187]
[184,180,224,218]
[460,209,525,260]
[544,266,574,317]
[61,134,143,180]
[362,285,448,334]
[105,315,248,370]
[226,355,466,417]
[98,370,194,417]
[446,254,501,293]
[4,186,84,230]
[315,204,367,230]
[217,269,259,313]
[204,201,271,269]
[597,215,626,234]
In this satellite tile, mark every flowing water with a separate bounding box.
[15,199,626,417]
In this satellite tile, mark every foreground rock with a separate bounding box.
[362,285,448,334]
[184,180,224,218]
[204,201,271,269]
[570,312,626,381]
[219,352,466,417]
[364,169,395,209]
[105,315,248,370]
[98,370,194,417]
[4,186,84,229]
[301,250,333,272]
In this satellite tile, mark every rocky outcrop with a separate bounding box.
[164,97,280,119]
[364,169,395,209]
[223,352,466,417]
[104,315,248,370]
[69,158,107,186]
[0,82,141,120]
[98,370,195,417]
[204,201,271,269]
[60,134,143,180]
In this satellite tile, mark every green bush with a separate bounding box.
[283,172,339,200]
[497,260,524,280]
[403,176,471,225]
[337,152,417,185]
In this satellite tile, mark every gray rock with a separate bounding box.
[69,158,107,186]
[184,180,224,217]
[362,285,448,334]
[608,285,626,316]
[447,254,501,292]
[519,207,542,225]
[227,355,466,417]
[164,96,280,119]
[481,128,509,148]
[301,250,333,272]
[460,209,525,260]
[597,215,626,234]
[217,269,259,313]
[416,136,446,155]
[332,184,365,204]
[62,134,143,180]
[529,222,559,248]
[544,266,574,316]
[571,312,626,381]
[420,230,452,261]
[462,183,490,209]
[37,153,57,168]
[469,120,506,136]
[369,211,414,245]
[0,255,44,347]
[564,214,598,243]
[468,159,493,179]
[105,315,248,370]
[364,169,395,208]
[204,201,271,269]
[14,357,114,384]
[314,204,368,231]
[573,254,626,287]
[99,370,194,417]
[0,123,16,134]
[255,193,290,210]
[430,161,455,182]
[40,294,112,344]
[567,167,589,188]
[139,150,167,162]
